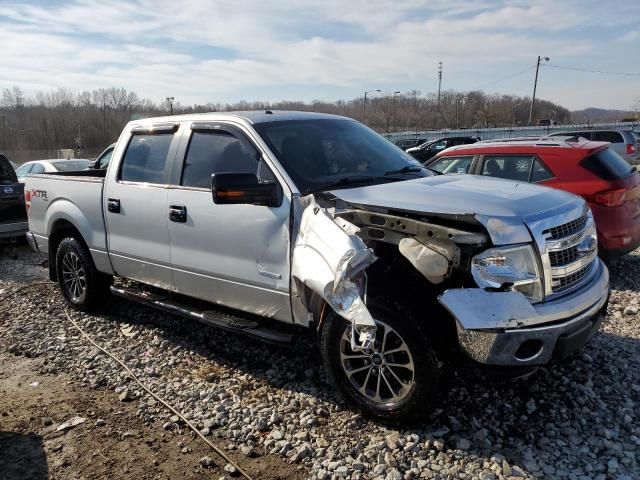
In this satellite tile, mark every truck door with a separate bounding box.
[103,124,181,290]
[166,122,292,322]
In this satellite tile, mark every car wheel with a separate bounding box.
[320,299,443,422]
[56,237,111,311]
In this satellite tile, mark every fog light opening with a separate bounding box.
[514,339,544,361]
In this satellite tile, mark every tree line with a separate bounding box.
[0,85,572,159]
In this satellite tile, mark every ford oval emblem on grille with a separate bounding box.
[3,186,13,194]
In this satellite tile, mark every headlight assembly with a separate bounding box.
[471,245,543,303]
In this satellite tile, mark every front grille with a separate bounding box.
[552,262,595,293]
[540,208,598,297]
[548,246,579,267]
[543,213,588,240]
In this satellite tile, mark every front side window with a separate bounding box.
[181,131,259,189]
[254,119,428,193]
[429,156,473,174]
[120,133,174,184]
[481,155,536,182]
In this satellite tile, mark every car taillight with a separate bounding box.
[628,143,636,155]
[24,189,31,215]
[594,188,627,207]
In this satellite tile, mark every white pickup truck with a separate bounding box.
[25,111,609,421]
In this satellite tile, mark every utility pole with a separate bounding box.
[528,56,549,126]
[392,91,400,132]
[437,61,443,105]
[362,89,381,124]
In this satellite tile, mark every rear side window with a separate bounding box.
[481,155,553,183]
[181,131,259,188]
[481,155,534,182]
[530,159,554,182]
[592,131,623,143]
[580,147,633,180]
[120,133,174,184]
[428,156,473,174]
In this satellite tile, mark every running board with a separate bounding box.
[110,285,294,344]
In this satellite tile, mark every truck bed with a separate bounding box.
[25,172,108,261]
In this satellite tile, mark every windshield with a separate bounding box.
[253,119,429,193]
[52,160,91,172]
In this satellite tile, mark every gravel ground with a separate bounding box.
[1,245,639,480]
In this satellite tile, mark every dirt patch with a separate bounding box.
[0,352,304,480]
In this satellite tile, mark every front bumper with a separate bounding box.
[0,220,28,239]
[439,259,610,366]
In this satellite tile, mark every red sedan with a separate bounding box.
[426,137,640,257]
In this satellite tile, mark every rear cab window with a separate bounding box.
[580,147,634,180]
[120,132,175,184]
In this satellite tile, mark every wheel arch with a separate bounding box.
[48,219,91,281]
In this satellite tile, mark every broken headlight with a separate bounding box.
[471,245,543,303]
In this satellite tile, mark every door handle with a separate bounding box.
[107,198,120,213]
[169,205,187,223]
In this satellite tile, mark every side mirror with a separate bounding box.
[211,173,282,207]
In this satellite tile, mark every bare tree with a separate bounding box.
[2,86,25,109]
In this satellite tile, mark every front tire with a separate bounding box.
[56,237,111,311]
[320,299,443,422]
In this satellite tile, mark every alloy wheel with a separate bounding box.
[339,319,415,406]
[61,251,87,302]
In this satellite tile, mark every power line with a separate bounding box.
[543,63,640,76]
[471,65,536,91]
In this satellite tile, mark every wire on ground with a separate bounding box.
[1,281,254,479]
[63,308,254,480]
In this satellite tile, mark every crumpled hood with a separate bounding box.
[330,175,585,245]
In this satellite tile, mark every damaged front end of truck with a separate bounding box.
[290,193,490,350]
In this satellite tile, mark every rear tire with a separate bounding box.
[56,237,111,311]
[319,299,443,422]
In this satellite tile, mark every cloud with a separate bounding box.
[0,0,637,109]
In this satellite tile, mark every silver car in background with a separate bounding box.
[548,129,640,164]
[14,159,92,183]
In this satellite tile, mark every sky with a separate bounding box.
[0,0,638,111]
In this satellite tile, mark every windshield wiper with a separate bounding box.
[384,165,425,176]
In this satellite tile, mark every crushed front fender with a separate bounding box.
[291,200,377,348]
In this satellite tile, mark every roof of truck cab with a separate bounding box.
[129,110,349,127]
